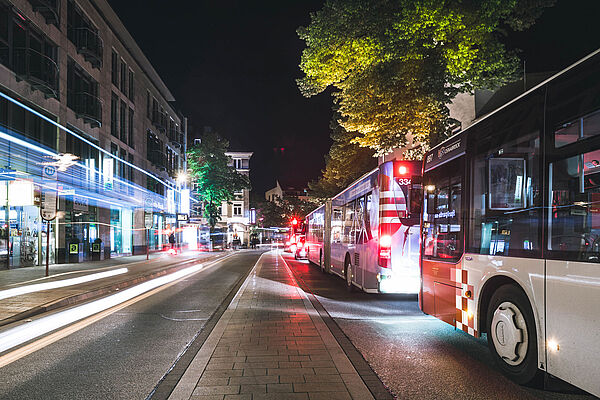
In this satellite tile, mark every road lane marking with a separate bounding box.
[0,252,237,368]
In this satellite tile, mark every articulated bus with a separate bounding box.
[305,160,422,293]
[420,49,600,396]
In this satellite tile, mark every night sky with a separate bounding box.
[107,0,600,198]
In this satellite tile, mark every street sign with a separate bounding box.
[92,243,101,252]
[42,165,57,180]
[144,211,153,229]
[41,190,57,221]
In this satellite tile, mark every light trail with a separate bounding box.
[0,268,128,301]
[0,253,235,363]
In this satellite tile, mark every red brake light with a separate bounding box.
[398,165,408,175]
[378,235,392,267]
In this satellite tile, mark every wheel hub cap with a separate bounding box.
[491,302,528,365]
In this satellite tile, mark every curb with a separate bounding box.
[0,252,232,328]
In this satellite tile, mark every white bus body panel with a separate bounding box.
[546,260,600,397]
[463,254,546,369]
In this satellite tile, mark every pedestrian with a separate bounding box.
[168,231,175,252]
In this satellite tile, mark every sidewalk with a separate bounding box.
[168,251,375,400]
[0,250,232,326]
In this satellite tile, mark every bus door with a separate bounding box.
[330,205,344,274]
[421,157,465,325]
[546,144,600,397]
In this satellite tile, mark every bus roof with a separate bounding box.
[426,47,600,162]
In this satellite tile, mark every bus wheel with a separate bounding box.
[344,260,354,292]
[486,284,539,384]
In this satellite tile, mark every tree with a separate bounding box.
[187,132,250,229]
[256,196,317,228]
[309,113,377,199]
[298,0,555,157]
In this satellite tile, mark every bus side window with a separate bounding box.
[549,148,600,262]
[468,131,541,257]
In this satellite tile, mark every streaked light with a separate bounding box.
[0,256,232,354]
[0,268,128,301]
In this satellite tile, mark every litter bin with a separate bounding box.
[91,238,102,261]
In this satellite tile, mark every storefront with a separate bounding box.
[0,180,57,268]
[109,206,133,256]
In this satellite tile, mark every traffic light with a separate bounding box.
[291,218,298,226]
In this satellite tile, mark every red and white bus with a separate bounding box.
[305,160,422,293]
[420,49,600,396]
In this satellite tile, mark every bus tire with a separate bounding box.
[344,258,354,292]
[486,284,540,385]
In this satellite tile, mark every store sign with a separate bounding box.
[73,195,89,212]
[176,213,189,222]
[92,243,101,252]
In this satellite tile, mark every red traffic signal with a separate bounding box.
[291,218,298,226]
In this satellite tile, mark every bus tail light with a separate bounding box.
[378,235,392,267]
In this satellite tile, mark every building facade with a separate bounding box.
[217,151,252,246]
[0,0,186,268]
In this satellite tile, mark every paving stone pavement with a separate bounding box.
[168,251,374,400]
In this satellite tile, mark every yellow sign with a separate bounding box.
[92,243,100,252]
[69,243,79,254]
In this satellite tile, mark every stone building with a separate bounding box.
[0,0,186,268]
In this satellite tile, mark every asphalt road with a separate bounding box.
[283,253,595,400]
[0,250,263,400]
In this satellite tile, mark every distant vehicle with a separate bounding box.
[294,235,307,260]
[420,49,600,396]
[305,160,422,294]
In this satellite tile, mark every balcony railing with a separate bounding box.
[73,92,102,128]
[28,0,60,26]
[70,27,103,69]
[168,127,181,147]
[13,47,59,99]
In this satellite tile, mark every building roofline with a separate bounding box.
[91,0,176,103]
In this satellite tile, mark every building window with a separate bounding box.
[111,50,118,86]
[128,153,134,194]
[120,59,127,94]
[233,203,242,216]
[0,94,57,151]
[67,59,101,127]
[67,0,102,68]
[111,92,118,137]
[128,107,134,148]
[0,7,59,99]
[128,69,134,100]
[120,100,127,143]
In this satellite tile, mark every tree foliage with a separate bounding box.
[298,0,555,157]
[187,132,250,228]
[309,114,377,199]
[256,196,317,228]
